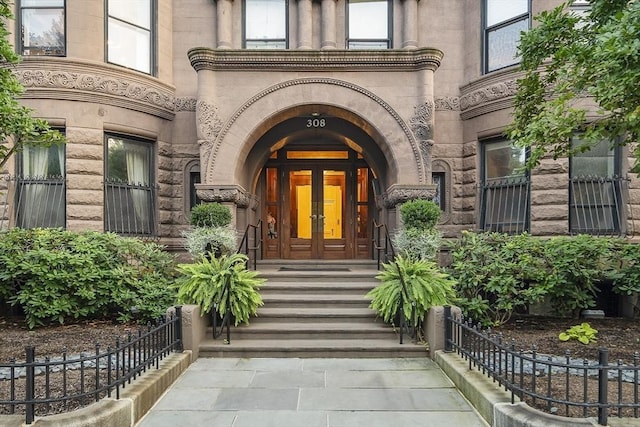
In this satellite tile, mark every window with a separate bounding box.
[19,0,65,56]
[186,161,201,212]
[432,172,445,211]
[104,135,155,235]
[244,0,287,49]
[480,138,529,233]
[483,0,529,73]
[107,0,154,74]
[569,138,625,236]
[15,142,65,228]
[347,0,391,49]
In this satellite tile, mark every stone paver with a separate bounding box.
[136,357,488,427]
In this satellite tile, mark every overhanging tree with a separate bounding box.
[507,0,640,172]
[0,0,63,170]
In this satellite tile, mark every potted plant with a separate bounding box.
[183,203,237,258]
[367,255,456,329]
[175,252,264,325]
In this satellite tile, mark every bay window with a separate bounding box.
[107,0,154,74]
[19,0,65,56]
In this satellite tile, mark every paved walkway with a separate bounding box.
[136,357,488,427]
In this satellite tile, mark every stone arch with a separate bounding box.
[202,78,425,190]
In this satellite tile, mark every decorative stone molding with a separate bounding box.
[15,59,175,119]
[175,97,197,112]
[460,79,517,111]
[196,100,223,141]
[382,184,437,208]
[434,96,460,111]
[195,185,253,208]
[189,47,444,72]
[410,100,434,141]
[207,77,427,184]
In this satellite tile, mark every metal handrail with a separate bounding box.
[372,220,417,344]
[237,219,263,270]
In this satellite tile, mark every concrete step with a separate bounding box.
[256,259,379,271]
[254,307,377,323]
[260,293,371,309]
[198,338,429,358]
[216,321,394,340]
[258,270,379,283]
[259,282,376,295]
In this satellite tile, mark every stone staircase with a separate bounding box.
[198,260,429,358]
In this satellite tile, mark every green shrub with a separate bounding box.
[448,232,640,326]
[0,228,177,328]
[542,235,612,317]
[189,203,232,227]
[182,226,237,257]
[176,253,264,325]
[367,255,456,329]
[449,231,549,326]
[392,228,442,261]
[399,199,441,230]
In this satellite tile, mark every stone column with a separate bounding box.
[402,0,419,49]
[321,0,337,49]
[297,0,313,49]
[217,0,233,49]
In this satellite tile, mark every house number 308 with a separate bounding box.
[306,118,326,128]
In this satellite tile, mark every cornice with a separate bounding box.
[459,67,523,119]
[188,47,444,72]
[12,57,177,120]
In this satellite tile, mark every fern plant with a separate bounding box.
[175,253,264,325]
[367,255,456,328]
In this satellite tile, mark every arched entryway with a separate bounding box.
[250,113,385,260]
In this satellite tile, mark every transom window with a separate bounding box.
[480,138,530,234]
[107,0,154,74]
[569,137,626,236]
[483,0,529,73]
[244,0,288,49]
[19,0,65,56]
[347,0,391,49]
[104,135,155,235]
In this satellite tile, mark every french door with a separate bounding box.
[285,166,349,259]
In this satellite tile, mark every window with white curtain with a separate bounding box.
[19,0,65,56]
[347,0,391,49]
[244,0,287,49]
[104,135,155,235]
[16,142,66,228]
[107,0,154,74]
[483,0,529,73]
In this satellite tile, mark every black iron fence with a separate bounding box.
[445,307,640,426]
[0,307,183,425]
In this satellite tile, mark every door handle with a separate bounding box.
[318,215,325,220]
[310,214,317,220]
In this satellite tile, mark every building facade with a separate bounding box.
[3,0,638,259]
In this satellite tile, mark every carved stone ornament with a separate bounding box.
[16,69,174,112]
[175,97,197,112]
[196,186,253,208]
[434,96,460,111]
[382,185,437,208]
[409,100,434,141]
[196,100,224,141]
[460,79,518,112]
